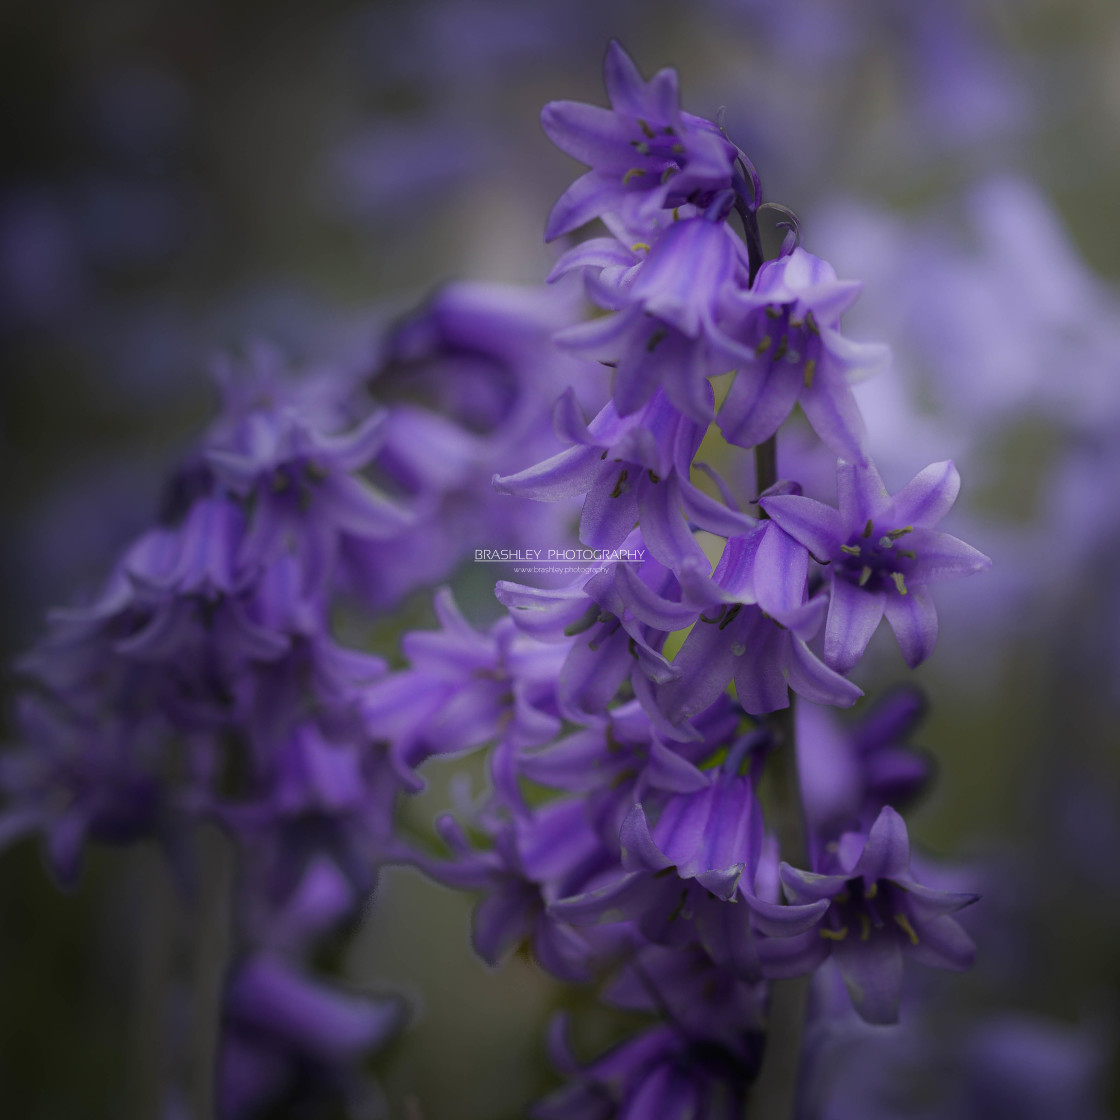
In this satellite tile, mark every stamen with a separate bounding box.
[718,603,742,630]
[660,167,676,184]
[631,241,651,252]
[820,926,849,941]
[647,469,661,484]
[773,336,789,360]
[671,142,685,154]
[630,140,650,155]
[862,519,874,538]
[609,469,629,498]
[840,544,861,556]
[755,336,772,356]
[622,167,646,184]
[894,912,920,945]
[803,358,816,387]
[865,881,878,899]
[647,328,668,352]
[858,566,873,587]
[897,549,917,560]
[638,119,655,139]
[891,571,908,596]
[887,526,914,540]
[859,914,872,941]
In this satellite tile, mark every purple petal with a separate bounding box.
[540,100,631,166]
[743,893,829,937]
[619,804,671,873]
[836,458,889,528]
[907,528,992,582]
[834,937,904,1024]
[580,479,639,551]
[853,806,912,881]
[824,579,886,673]
[733,615,790,715]
[785,635,864,709]
[883,586,939,668]
[758,493,844,562]
[779,864,847,904]
[494,445,605,501]
[603,40,647,116]
[473,888,536,965]
[545,171,612,241]
[718,362,797,450]
[889,461,960,527]
[753,521,809,616]
[904,913,976,971]
[801,376,868,463]
[637,474,708,570]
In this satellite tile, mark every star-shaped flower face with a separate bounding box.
[541,41,737,239]
[760,459,991,671]
[780,806,978,1024]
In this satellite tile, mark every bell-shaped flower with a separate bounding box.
[659,516,863,721]
[718,248,890,461]
[541,40,738,239]
[780,806,979,1024]
[552,215,750,422]
[494,388,753,573]
[760,458,992,670]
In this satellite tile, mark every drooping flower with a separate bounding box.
[717,248,890,462]
[494,388,753,573]
[780,806,978,1024]
[760,458,991,670]
[552,214,750,422]
[659,516,863,721]
[541,40,738,240]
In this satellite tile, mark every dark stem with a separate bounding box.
[750,435,811,1118]
[189,825,234,1120]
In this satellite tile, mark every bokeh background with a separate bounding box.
[3,0,1120,1116]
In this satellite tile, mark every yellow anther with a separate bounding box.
[755,336,772,356]
[859,914,872,941]
[639,118,655,139]
[891,571,909,596]
[631,242,651,252]
[803,358,816,388]
[840,544,861,556]
[859,566,873,587]
[862,519,874,538]
[622,168,647,184]
[894,912,920,945]
[820,926,849,941]
[865,881,878,899]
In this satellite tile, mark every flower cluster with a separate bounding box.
[362,40,993,1118]
[0,28,1047,1120]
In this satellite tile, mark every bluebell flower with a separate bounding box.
[780,806,978,1024]
[760,458,991,670]
[541,41,738,240]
